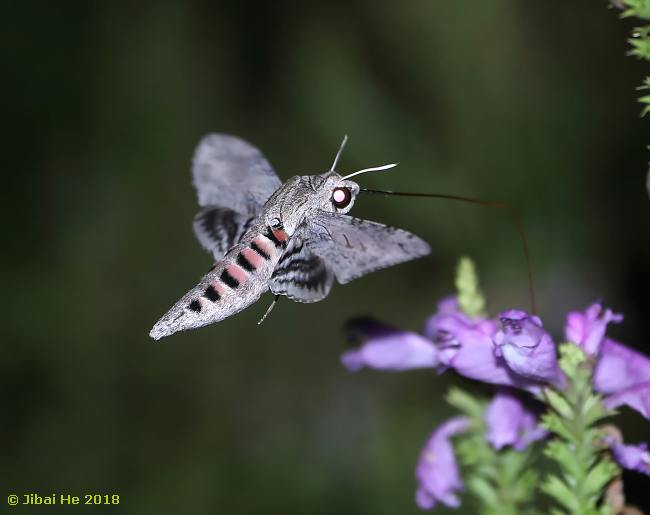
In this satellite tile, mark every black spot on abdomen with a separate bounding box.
[237,252,255,272]
[204,284,220,302]
[220,269,239,288]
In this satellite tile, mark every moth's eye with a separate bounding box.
[332,187,352,209]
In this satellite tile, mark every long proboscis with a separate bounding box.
[360,188,537,315]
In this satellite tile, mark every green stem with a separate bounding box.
[541,345,619,515]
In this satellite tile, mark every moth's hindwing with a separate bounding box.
[193,207,255,259]
[269,232,335,303]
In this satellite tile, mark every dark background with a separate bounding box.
[3,1,649,513]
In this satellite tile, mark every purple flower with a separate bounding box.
[424,298,497,369]
[608,440,650,476]
[593,339,650,420]
[602,382,650,420]
[415,416,469,510]
[341,318,439,372]
[493,310,563,387]
[424,298,497,350]
[342,298,551,392]
[593,339,650,394]
[424,299,546,391]
[484,390,547,451]
[565,303,623,356]
[562,303,650,420]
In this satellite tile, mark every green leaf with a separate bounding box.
[622,1,650,21]
[582,394,614,426]
[545,388,573,419]
[584,459,620,497]
[544,440,580,478]
[541,412,575,442]
[446,387,486,420]
[467,476,499,508]
[629,36,650,59]
[542,475,580,512]
[638,94,650,116]
[499,448,529,478]
[454,257,486,318]
[507,468,538,503]
[599,504,615,515]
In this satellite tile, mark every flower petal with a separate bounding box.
[608,441,650,476]
[448,335,541,391]
[603,382,650,421]
[415,487,436,510]
[485,390,546,451]
[593,339,650,394]
[493,310,563,387]
[342,318,438,372]
[415,416,469,510]
[564,303,623,356]
[424,297,496,344]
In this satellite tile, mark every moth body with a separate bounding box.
[149,221,288,340]
[149,134,431,339]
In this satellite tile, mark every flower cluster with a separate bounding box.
[342,296,650,510]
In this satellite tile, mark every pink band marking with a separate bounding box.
[241,247,264,270]
[211,281,226,296]
[271,228,289,242]
[227,263,248,285]
[254,236,277,258]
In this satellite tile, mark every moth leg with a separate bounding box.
[257,294,281,325]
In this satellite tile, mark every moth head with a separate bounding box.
[324,161,399,214]
[261,174,360,234]
[325,174,360,214]
[318,135,397,215]
[261,136,397,234]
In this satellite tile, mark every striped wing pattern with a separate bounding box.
[269,233,334,303]
[193,206,255,260]
[190,134,282,259]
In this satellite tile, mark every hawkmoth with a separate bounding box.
[149,134,430,340]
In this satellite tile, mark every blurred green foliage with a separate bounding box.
[541,345,619,515]
[3,1,649,513]
[448,388,539,515]
[455,257,487,318]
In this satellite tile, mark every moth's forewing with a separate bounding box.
[300,211,431,284]
[192,134,281,214]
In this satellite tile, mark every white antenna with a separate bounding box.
[342,163,398,180]
[330,135,348,172]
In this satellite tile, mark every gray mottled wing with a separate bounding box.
[192,133,282,215]
[304,211,431,284]
[269,231,335,303]
[193,207,255,260]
